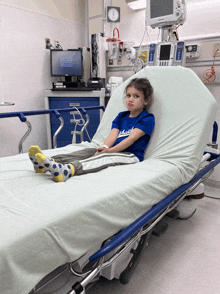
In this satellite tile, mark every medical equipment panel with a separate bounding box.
[175,41,185,65]
[148,41,185,66]
[146,0,186,29]
[155,42,175,66]
[148,43,156,66]
[185,44,200,58]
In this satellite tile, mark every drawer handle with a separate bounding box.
[70,111,81,115]
[69,103,80,107]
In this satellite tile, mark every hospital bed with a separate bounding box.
[0,66,219,294]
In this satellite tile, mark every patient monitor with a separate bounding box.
[146,0,186,29]
[146,0,186,67]
[154,41,185,66]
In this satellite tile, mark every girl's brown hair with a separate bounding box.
[125,78,153,109]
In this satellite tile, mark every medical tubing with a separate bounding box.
[71,107,92,142]
[81,113,91,141]
[202,49,218,83]
[113,27,119,39]
[89,154,220,263]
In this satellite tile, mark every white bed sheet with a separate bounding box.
[0,67,217,294]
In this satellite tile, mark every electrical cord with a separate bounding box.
[132,28,147,73]
[71,107,92,143]
[202,49,218,83]
[204,195,220,200]
[173,26,179,41]
[157,28,161,44]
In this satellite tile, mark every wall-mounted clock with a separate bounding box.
[107,6,121,23]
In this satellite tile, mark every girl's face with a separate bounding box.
[126,86,148,117]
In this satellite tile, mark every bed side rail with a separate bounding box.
[0,106,105,119]
[0,106,105,152]
[89,154,220,263]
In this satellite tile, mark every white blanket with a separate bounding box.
[0,67,217,294]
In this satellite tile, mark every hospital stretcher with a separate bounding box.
[0,66,220,294]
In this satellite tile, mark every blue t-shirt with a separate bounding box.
[111,111,155,161]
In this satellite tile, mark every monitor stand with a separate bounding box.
[65,76,72,83]
[64,76,79,88]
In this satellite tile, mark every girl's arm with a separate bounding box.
[101,128,146,153]
[96,129,119,152]
[103,128,119,147]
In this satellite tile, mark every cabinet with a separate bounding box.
[45,89,105,148]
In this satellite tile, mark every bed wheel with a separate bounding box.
[152,220,168,237]
[71,281,85,294]
[119,233,149,285]
[166,209,180,219]
[177,198,200,220]
[178,208,197,220]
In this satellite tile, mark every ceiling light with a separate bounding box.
[125,0,146,10]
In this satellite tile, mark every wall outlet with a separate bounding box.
[54,40,60,49]
[45,38,51,49]
[213,43,220,57]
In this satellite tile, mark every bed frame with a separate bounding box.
[0,66,219,294]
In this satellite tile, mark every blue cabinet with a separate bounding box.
[46,90,105,148]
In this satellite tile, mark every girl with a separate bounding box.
[28,78,155,182]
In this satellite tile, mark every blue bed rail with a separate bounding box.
[0,106,105,152]
[89,153,220,262]
[0,106,105,120]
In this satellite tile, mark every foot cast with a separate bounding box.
[28,146,75,182]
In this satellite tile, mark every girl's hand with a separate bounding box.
[100,148,110,153]
[95,147,110,154]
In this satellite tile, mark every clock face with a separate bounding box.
[107,7,120,22]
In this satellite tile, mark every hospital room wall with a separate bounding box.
[0,0,86,157]
[105,0,220,182]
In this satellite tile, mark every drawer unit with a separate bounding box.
[48,96,101,148]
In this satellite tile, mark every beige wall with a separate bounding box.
[0,0,86,156]
[88,0,103,36]
[1,0,86,24]
[89,0,102,17]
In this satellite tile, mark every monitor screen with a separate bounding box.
[150,0,173,19]
[51,49,83,77]
[159,45,171,60]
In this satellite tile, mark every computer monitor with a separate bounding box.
[146,0,186,29]
[50,49,83,82]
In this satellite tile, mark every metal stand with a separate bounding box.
[161,25,178,42]
[18,120,32,154]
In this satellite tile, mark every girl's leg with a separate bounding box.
[52,148,97,164]
[34,153,75,182]
[28,146,97,182]
[72,152,139,175]
[28,146,55,173]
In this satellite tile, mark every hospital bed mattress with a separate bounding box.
[0,67,217,294]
